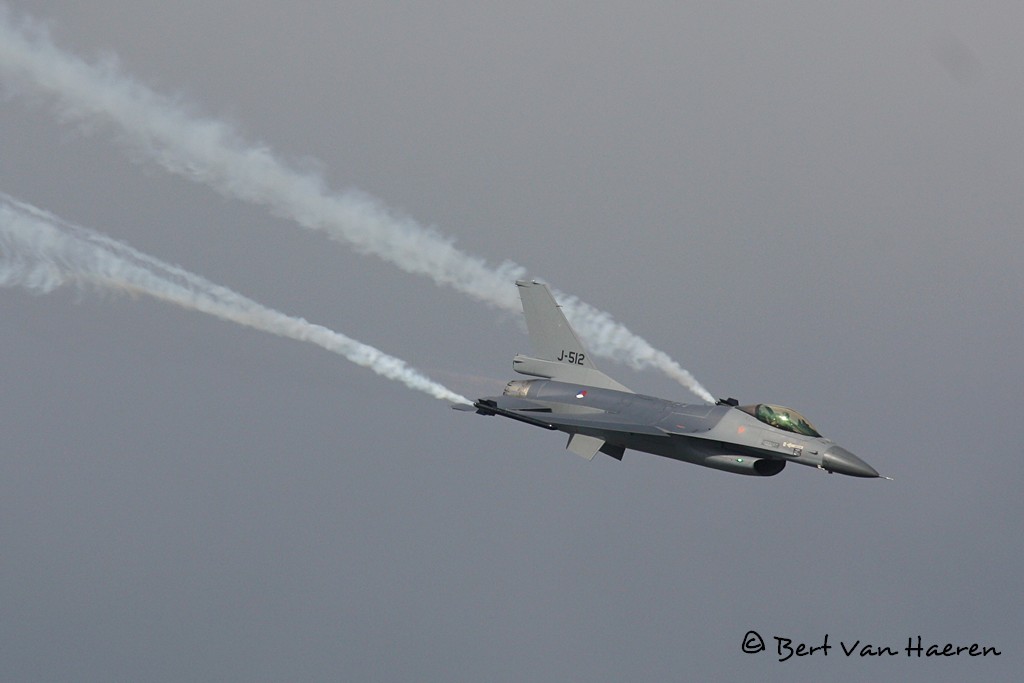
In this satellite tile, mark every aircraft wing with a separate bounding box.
[471,396,667,437]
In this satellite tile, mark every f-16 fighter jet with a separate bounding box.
[454,281,881,478]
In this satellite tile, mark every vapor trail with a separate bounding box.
[0,7,715,403]
[0,193,470,405]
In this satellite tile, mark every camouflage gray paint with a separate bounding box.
[457,281,880,478]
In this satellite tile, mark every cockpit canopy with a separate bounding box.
[740,404,822,438]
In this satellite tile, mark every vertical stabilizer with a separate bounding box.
[517,280,596,368]
[513,281,633,393]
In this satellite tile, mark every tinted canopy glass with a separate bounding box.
[741,404,822,437]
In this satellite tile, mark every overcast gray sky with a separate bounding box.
[1,2,1020,681]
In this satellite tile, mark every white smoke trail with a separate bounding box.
[0,7,715,403]
[0,193,470,405]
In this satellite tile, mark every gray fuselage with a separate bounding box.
[476,379,877,477]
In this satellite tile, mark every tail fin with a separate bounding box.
[517,280,596,368]
[513,281,633,393]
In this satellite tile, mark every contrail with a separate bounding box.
[0,193,470,405]
[0,7,715,403]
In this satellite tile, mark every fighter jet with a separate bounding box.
[454,281,881,478]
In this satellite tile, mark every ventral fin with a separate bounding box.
[566,433,605,460]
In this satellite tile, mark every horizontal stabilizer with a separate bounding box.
[513,355,633,393]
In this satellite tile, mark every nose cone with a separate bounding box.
[822,446,879,478]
